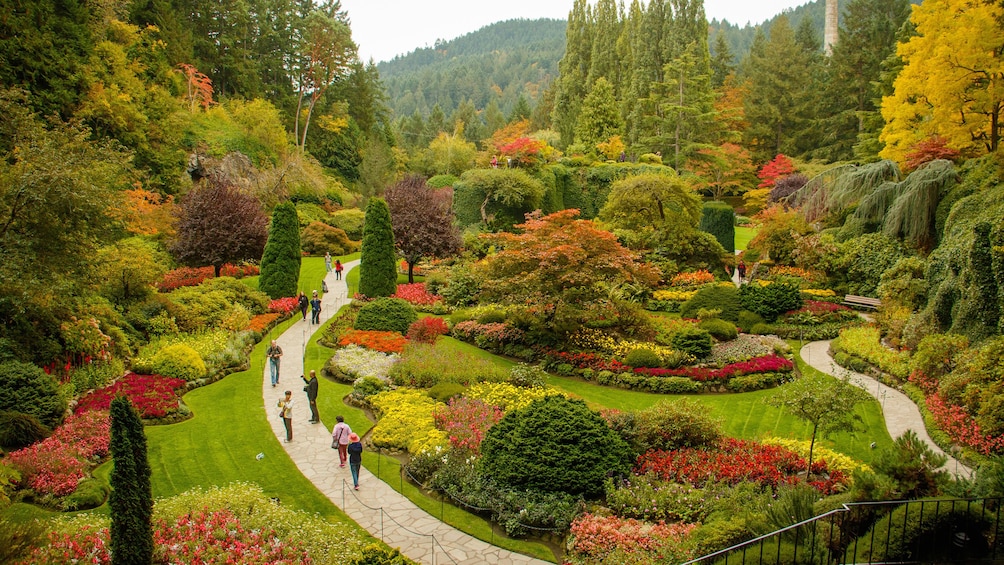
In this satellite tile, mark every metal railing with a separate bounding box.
[683,497,1003,565]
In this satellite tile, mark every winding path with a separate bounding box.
[800,340,972,478]
[262,260,551,565]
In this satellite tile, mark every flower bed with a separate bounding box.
[6,410,110,496]
[132,330,255,378]
[247,313,280,333]
[451,321,525,351]
[636,438,846,494]
[219,263,259,278]
[924,392,1004,455]
[157,266,214,292]
[708,334,789,365]
[633,354,793,382]
[832,326,910,379]
[433,397,503,453]
[390,343,509,387]
[669,270,714,287]
[779,300,858,324]
[268,296,300,314]
[566,513,697,565]
[466,382,554,413]
[74,373,185,419]
[324,345,399,382]
[392,283,442,306]
[369,388,439,452]
[539,348,628,373]
[338,329,409,354]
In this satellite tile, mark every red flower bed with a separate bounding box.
[268,297,299,314]
[925,392,1004,455]
[157,266,214,292]
[219,263,259,278]
[539,348,630,373]
[248,313,280,333]
[407,317,449,344]
[339,330,409,354]
[6,410,111,496]
[568,513,697,561]
[433,397,503,453]
[75,373,186,419]
[391,283,442,306]
[634,354,793,381]
[636,438,845,494]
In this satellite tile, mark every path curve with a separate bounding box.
[262,260,551,565]
[800,340,972,478]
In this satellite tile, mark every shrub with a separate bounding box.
[351,376,389,400]
[480,396,632,498]
[150,344,206,381]
[406,317,449,344]
[680,284,741,321]
[68,359,125,398]
[358,198,398,298]
[350,544,418,565]
[0,410,50,449]
[699,201,736,253]
[739,281,803,322]
[323,345,399,382]
[328,208,366,239]
[0,361,66,429]
[300,221,358,256]
[62,477,109,511]
[508,363,548,388]
[700,318,738,341]
[427,382,466,403]
[671,327,713,359]
[631,399,723,454]
[910,333,968,382]
[197,276,270,314]
[354,298,417,334]
[625,348,663,368]
[259,201,301,299]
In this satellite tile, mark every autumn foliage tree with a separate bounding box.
[757,154,797,188]
[171,179,269,277]
[689,142,756,200]
[385,175,461,283]
[903,136,962,172]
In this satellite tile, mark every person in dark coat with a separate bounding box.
[347,433,363,489]
[302,370,319,424]
[310,290,321,324]
[297,291,309,320]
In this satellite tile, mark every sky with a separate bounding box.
[339,0,812,64]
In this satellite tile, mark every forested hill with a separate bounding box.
[376,18,566,123]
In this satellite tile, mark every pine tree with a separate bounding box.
[575,78,623,151]
[710,31,734,89]
[358,198,398,298]
[259,201,301,299]
[109,397,153,565]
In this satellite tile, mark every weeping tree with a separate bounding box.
[793,160,901,222]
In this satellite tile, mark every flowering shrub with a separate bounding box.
[134,330,241,371]
[652,289,698,301]
[369,388,440,452]
[669,270,715,287]
[708,334,776,365]
[634,354,793,382]
[636,438,846,494]
[566,513,697,564]
[339,329,409,354]
[766,266,825,283]
[761,437,869,479]
[832,326,910,379]
[392,283,442,306]
[568,327,689,364]
[451,321,524,350]
[268,296,300,314]
[74,373,185,419]
[540,349,628,373]
[407,316,450,344]
[60,317,112,361]
[218,263,259,278]
[433,397,503,453]
[605,474,709,523]
[157,266,214,291]
[780,301,858,325]
[329,345,399,381]
[925,393,1004,455]
[247,313,280,333]
[802,288,837,298]
[7,411,110,496]
[466,382,555,413]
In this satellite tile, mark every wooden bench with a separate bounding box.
[842,295,881,310]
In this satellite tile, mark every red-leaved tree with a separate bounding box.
[385,175,461,283]
[757,154,796,188]
[904,135,962,171]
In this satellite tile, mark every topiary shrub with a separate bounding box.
[359,198,398,298]
[480,396,632,498]
[355,298,418,334]
[0,410,50,449]
[151,344,206,381]
[259,201,301,299]
[427,382,466,403]
[699,201,736,253]
[0,361,66,429]
[680,284,741,321]
[62,476,109,511]
[625,348,663,369]
[300,221,359,256]
[699,318,739,341]
[739,281,803,322]
[737,310,766,333]
[671,327,713,359]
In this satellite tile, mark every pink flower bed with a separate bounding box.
[451,321,524,344]
[433,397,503,453]
[391,283,442,306]
[568,513,697,561]
[268,296,300,314]
[633,354,793,382]
[6,410,111,496]
[924,392,1004,455]
[75,373,186,419]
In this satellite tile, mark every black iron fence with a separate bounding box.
[682,497,1003,565]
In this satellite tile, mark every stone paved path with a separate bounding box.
[262,260,552,565]
[800,340,972,478]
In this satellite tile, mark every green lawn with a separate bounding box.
[735,225,758,252]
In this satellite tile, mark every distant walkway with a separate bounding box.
[262,260,551,565]
[800,340,972,478]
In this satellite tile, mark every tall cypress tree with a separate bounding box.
[358,198,398,298]
[109,397,153,565]
[259,201,302,299]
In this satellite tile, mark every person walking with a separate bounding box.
[347,433,363,490]
[737,261,747,283]
[310,291,321,325]
[331,415,352,467]
[334,259,343,281]
[302,370,319,424]
[297,291,309,320]
[324,251,332,273]
[277,390,294,442]
[266,340,283,387]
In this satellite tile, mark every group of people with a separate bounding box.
[297,290,322,324]
[324,252,343,280]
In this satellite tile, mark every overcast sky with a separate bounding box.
[339,0,812,63]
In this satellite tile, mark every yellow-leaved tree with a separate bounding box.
[879,0,1004,165]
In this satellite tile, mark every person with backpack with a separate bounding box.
[331,415,352,467]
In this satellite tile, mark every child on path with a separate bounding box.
[347,433,363,490]
[331,415,352,467]
[277,391,294,442]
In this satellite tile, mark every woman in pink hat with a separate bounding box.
[347,433,363,490]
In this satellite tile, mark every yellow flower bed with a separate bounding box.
[369,389,439,452]
[652,289,698,301]
[802,288,836,297]
[762,437,870,478]
[569,327,684,363]
[410,428,449,455]
[467,382,555,413]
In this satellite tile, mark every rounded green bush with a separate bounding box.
[700,318,739,341]
[737,310,766,333]
[750,323,774,335]
[0,410,51,449]
[352,376,389,399]
[508,363,547,388]
[354,298,418,334]
[62,477,109,511]
[480,396,632,498]
[476,309,507,324]
[151,343,207,381]
[671,327,713,359]
[625,348,663,369]
[739,281,803,322]
[680,284,741,321]
[427,382,466,403]
[0,361,66,429]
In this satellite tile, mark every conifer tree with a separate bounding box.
[710,31,734,89]
[259,201,301,299]
[553,0,593,146]
[110,397,153,565]
[575,78,623,151]
[358,198,397,298]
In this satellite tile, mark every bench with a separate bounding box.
[842,295,882,310]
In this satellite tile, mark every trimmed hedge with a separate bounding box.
[699,201,736,253]
[358,198,398,298]
[700,318,739,341]
[259,201,301,299]
[354,298,417,334]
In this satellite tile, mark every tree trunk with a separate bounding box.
[808,424,818,476]
[407,260,415,284]
[824,0,838,55]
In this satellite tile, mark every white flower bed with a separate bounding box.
[331,344,398,380]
